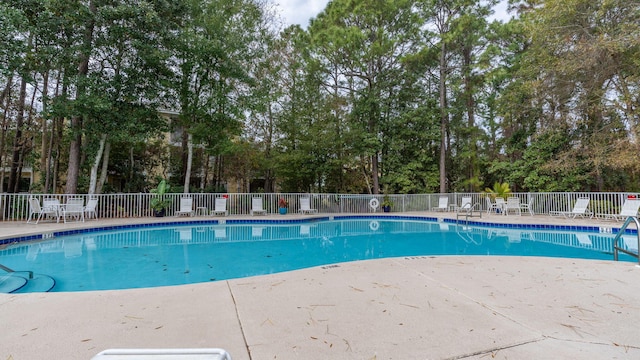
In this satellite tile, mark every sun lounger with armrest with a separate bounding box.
[599,199,640,221]
[549,198,592,219]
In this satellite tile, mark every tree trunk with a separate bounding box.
[8,75,28,193]
[184,132,193,193]
[88,133,107,194]
[40,71,50,192]
[463,46,477,191]
[200,153,209,191]
[96,141,110,194]
[0,77,13,192]
[66,0,96,194]
[439,38,448,193]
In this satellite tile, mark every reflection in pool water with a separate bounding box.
[0,218,635,293]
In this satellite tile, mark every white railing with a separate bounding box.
[1,192,638,222]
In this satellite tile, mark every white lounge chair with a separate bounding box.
[211,198,228,216]
[299,198,317,214]
[504,197,521,216]
[61,198,85,223]
[176,197,194,217]
[550,198,592,218]
[452,196,472,212]
[91,348,232,360]
[84,198,99,220]
[600,199,640,221]
[27,198,60,224]
[432,196,448,212]
[250,197,267,216]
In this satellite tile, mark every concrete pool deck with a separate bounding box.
[2,212,640,359]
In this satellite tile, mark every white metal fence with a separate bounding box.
[1,192,639,222]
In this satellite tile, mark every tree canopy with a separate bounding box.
[0,0,638,194]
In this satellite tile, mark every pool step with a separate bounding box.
[0,273,28,293]
[0,272,56,293]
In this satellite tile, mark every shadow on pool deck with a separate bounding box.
[2,212,640,359]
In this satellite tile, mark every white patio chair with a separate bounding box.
[520,197,534,215]
[299,198,317,214]
[432,196,448,212]
[494,197,506,214]
[250,197,267,216]
[26,198,58,224]
[42,198,62,223]
[175,197,194,217]
[61,198,85,223]
[211,197,228,216]
[486,196,499,214]
[504,197,521,216]
[84,198,99,220]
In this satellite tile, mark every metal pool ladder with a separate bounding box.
[455,202,482,225]
[613,216,640,264]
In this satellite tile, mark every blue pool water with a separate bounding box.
[0,218,636,293]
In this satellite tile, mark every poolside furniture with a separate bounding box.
[451,196,472,212]
[60,198,85,223]
[520,197,535,215]
[432,196,448,212]
[504,197,521,216]
[494,197,506,214]
[550,198,592,219]
[84,198,99,220]
[91,348,232,360]
[43,198,63,223]
[599,198,640,221]
[176,197,194,217]
[299,198,317,214]
[250,197,267,216]
[211,197,229,216]
[486,196,500,214]
[27,198,59,224]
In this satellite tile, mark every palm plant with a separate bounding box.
[484,182,512,199]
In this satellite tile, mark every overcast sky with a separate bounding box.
[277,0,511,28]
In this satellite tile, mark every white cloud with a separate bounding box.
[276,0,511,28]
[276,0,330,28]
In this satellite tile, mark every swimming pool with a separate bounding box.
[0,217,636,293]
